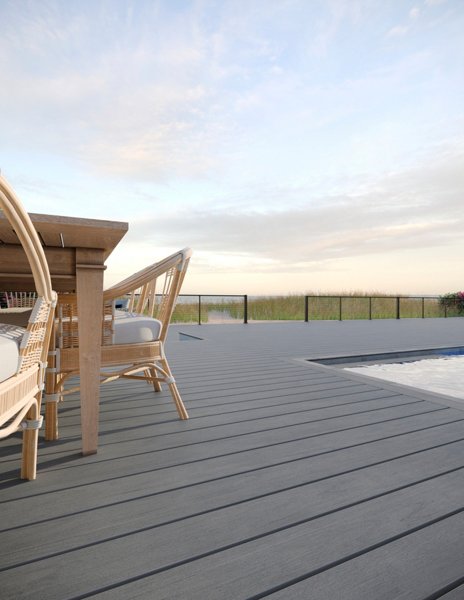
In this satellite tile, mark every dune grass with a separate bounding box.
[170,293,454,323]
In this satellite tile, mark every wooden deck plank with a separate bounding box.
[1,319,464,599]
[6,471,459,600]
[2,418,464,551]
[59,383,399,426]
[437,586,464,600]
[64,391,428,437]
[2,436,464,571]
[98,383,389,417]
[1,405,460,511]
[264,514,464,600]
[0,401,452,502]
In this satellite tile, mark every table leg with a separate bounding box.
[76,249,105,455]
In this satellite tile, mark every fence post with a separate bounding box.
[422,297,425,319]
[304,296,309,322]
[198,295,201,325]
[339,297,342,321]
[396,297,400,319]
[244,295,248,324]
[369,297,372,320]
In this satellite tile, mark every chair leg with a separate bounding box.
[150,367,162,392]
[159,358,189,420]
[45,400,59,441]
[20,403,40,480]
[144,368,161,391]
[44,372,60,441]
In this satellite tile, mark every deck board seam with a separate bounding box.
[3,464,464,582]
[3,437,464,540]
[245,506,464,600]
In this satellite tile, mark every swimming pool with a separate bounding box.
[345,353,464,401]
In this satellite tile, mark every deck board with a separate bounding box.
[3,439,464,571]
[1,318,464,599]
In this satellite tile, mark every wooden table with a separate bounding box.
[0,213,128,455]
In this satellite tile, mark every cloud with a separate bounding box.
[0,1,240,179]
[124,149,464,272]
[386,25,409,37]
[1,0,462,189]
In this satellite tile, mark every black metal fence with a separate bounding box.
[173,295,462,325]
[3,292,459,323]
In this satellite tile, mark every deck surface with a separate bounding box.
[1,318,464,599]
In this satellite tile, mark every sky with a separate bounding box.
[1,0,463,295]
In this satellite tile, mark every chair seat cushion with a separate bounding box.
[0,323,26,383]
[113,314,162,344]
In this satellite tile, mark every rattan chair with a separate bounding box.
[45,248,192,440]
[4,291,37,308]
[0,175,56,480]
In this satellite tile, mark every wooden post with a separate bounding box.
[76,248,105,456]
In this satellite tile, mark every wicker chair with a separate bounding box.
[45,248,192,440]
[0,175,56,480]
[4,291,37,308]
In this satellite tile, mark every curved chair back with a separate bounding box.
[0,174,56,479]
[104,247,192,342]
[0,176,56,375]
[0,176,53,303]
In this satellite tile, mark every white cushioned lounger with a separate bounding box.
[0,323,26,383]
[113,313,162,345]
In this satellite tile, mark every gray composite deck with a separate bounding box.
[1,318,464,599]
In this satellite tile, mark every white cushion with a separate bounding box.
[114,309,135,319]
[113,313,162,344]
[0,323,26,383]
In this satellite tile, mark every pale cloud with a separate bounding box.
[124,150,464,270]
[1,0,459,184]
[0,2,235,179]
[1,0,463,295]
[309,0,371,56]
[386,25,409,37]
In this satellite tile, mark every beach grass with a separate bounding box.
[169,293,453,323]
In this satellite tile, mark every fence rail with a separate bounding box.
[173,295,462,325]
[2,292,460,324]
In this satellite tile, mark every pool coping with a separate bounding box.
[297,347,464,414]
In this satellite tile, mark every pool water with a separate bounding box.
[345,355,464,401]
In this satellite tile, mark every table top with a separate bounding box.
[0,212,129,292]
[0,212,128,260]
